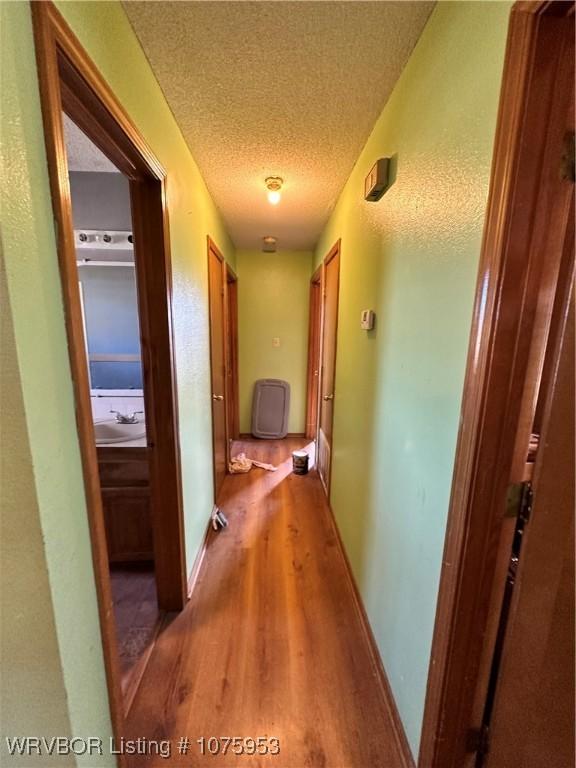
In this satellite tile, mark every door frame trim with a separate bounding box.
[305,265,323,440]
[225,264,240,442]
[419,2,575,765]
[206,236,228,497]
[318,240,341,497]
[31,0,187,751]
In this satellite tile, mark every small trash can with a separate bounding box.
[292,450,309,475]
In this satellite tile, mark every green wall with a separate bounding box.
[314,1,511,758]
[1,1,233,762]
[1,259,75,767]
[237,250,312,434]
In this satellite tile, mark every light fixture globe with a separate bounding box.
[265,176,283,205]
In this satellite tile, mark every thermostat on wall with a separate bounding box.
[361,310,375,330]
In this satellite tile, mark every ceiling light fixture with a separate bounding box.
[265,177,283,205]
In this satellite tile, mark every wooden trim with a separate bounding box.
[31,0,187,754]
[207,235,225,264]
[305,265,323,440]
[206,236,228,496]
[318,240,341,497]
[324,501,415,768]
[323,240,341,268]
[129,175,186,609]
[419,3,575,766]
[225,264,240,441]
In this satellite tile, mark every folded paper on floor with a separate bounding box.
[229,452,278,473]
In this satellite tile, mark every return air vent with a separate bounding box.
[262,236,277,253]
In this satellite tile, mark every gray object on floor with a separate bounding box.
[251,379,290,439]
[211,506,229,531]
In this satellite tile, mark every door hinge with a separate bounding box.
[467,724,490,760]
[504,481,533,522]
[561,130,575,182]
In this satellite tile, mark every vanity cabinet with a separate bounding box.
[97,447,154,563]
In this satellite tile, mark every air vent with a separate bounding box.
[262,236,277,253]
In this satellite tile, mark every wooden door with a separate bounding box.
[305,268,322,440]
[225,269,239,442]
[470,19,575,766]
[419,7,576,765]
[484,293,574,768]
[207,238,227,498]
[317,242,340,494]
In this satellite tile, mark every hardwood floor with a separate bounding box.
[126,439,407,767]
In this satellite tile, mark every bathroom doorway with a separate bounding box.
[33,0,186,740]
[65,120,159,703]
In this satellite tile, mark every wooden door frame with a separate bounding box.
[318,240,341,496]
[225,264,240,443]
[206,236,228,495]
[419,2,575,766]
[305,265,323,440]
[32,0,187,754]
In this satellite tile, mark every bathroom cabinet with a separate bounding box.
[97,446,154,562]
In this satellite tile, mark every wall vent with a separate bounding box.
[262,236,277,253]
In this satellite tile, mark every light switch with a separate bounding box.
[360,310,375,330]
[272,337,280,348]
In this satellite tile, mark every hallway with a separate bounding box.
[5,3,575,767]
[126,439,408,767]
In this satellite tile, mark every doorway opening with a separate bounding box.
[32,0,187,747]
[66,120,159,702]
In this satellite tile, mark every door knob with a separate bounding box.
[212,393,224,401]
[323,393,334,401]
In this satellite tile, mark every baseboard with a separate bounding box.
[187,517,214,598]
[324,503,416,768]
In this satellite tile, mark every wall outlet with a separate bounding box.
[272,337,281,348]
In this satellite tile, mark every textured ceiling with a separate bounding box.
[63,114,119,173]
[123,1,434,250]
